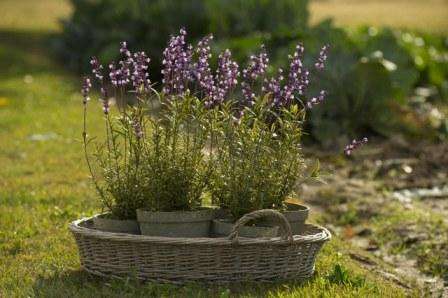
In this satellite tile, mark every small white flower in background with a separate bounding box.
[24,74,33,84]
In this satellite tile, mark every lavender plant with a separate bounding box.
[200,40,330,218]
[82,36,212,219]
[82,28,363,220]
[210,100,307,218]
[140,96,212,212]
[82,44,151,220]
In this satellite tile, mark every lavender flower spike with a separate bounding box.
[307,90,326,109]
[100,87,109,115]
[287,43,308,97]
[81,77,92,105]
[241,45,269,106]
[161,28,193,96]
[119,41,131,58]
[90,57,104,81]
[264,68,285,108]
[215,49,239,104]
[194,34,215,102]
[89,56,109,114]
[131,51,151,92]
[109,60,131,87]
[344,137,368,156]
[315,44,329,70]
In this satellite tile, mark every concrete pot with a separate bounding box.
[93,213,140,234]
[136,208,215,237]
[261,203,310,235]
[211,218,279,238]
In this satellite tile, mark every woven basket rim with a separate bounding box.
[69,215,331,246]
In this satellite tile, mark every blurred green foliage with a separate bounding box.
[56,0,447,144]
[262,21,448,143]
[55,0,309,74]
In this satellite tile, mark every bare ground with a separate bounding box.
[299,139,448,296]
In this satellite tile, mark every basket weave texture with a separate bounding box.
[69,209,331,284]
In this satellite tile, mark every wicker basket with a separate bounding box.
[69,209,331,284]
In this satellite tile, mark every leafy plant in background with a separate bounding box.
[266,20,448,144]
[350,26,448,102]
[294,21,404,144]
[348,26,448,138]
[57,0,308,76]
[401,31,448,101]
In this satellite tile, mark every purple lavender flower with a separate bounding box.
[315,44,329,70]
[120,41,131,58]
[241,45,269,106]
[214,49,239,104]
[287,44,309,97]
[90,57,104,81]
[264,68,285,107]
[81,77,92,105]
[194,34,215,103]
[89,56,109,114]
[307,90,326,109]
[193,41,239,107]
[109,60,131,87]
[264,44,312,108]
[245,46,269,80]
[131,51,151,92]
[344,137,368,155]
[161,28,193,97]
[116,41,152,93]
[100,87,109,115]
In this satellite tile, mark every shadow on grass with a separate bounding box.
[32,268,316,297]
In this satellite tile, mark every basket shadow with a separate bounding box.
[32,268,317,296]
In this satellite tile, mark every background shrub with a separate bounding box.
[56,0,309,76]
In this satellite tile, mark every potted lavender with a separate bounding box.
[81,46,154,233]
[135,96,216,238]
[81,28,332,238]
[205,43,329,237]
[82,35,216,236]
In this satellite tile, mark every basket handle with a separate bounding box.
[228,209,293,243]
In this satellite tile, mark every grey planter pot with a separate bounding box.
[211,219,279,238]
[136,208,215,237]
[283,203,310,235]
[92,213,140,234]
[261,203,310,235]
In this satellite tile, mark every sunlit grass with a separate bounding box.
[0,0,71,32]
[310,0,448,33]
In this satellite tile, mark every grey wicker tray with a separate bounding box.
[69,209,331,284]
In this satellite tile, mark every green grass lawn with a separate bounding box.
[0,0,443,296]
[310,0,448,33]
